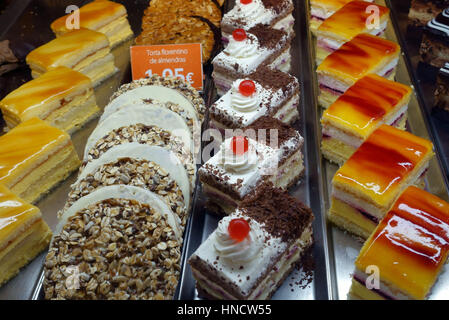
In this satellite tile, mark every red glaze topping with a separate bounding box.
[228,218,250,242]
[231,136,249,155]
[356,186,449,299]
[232,28,247,42]
[239,80,256,97]
[240,0,253,4]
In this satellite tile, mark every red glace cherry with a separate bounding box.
[230,136,249,155]
[240,0,253,4]
[238,80,256,97]
[228,218,250,242]
[232,28,247,42]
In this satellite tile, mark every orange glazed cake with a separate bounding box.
[321,74,412,165]
[309,0,374,35]
[26,28,117,87]
[0,185,52,286]
[50,0,133,48]
[316,1,390,64]
[317,33,400,108]
[0,118,81,203]
[328,124,434,239]
[0,66,99,133]
[349,186,449,300]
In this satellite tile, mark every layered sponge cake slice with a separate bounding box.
[26,28,117,87]
[189,184,314,300]
[44,185,183,300]
[316,1,390,64]
[50,0,133,48]
[0,185,52,287]
[309,0,374,35]
[212,24,294,96]
[0,66,99,133]
[210,65,300,132]
[321,74,412,165]
[0,118,80,203]
[349,186,449,300]
[317,33,400,108]
[328,125,434,239]
[199,117,304,214]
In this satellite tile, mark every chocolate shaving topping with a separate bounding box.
[245,116,299,146]
[261,0,289,14]
[248,24,285,49]
[249,65,298,93]
[240,182,314,242]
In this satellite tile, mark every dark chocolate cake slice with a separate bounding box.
[409,0,448,27]
[434,62,449,114]
[420,8,449,68]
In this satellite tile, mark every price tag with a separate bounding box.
[130,43,204,91]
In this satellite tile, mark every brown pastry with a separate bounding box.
[137,14,216,62]
[409,0,448,27]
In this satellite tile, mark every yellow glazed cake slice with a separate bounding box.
[26,28,117,86]
[0,66,99,133]
[328,124,434,239]
[50,0,134,48]
[309,0,374,35]
[317,33,400,108]
[321,74,412,165]
[0,118,81,203]
[316,1,390,64]
[349,186,449,300]
[0,185,52,287]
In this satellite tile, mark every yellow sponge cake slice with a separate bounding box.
[0,118,81,203]
[0,66,100,133]
[26,28,117,86]
[0,185,52,287]
[50,0,134,48]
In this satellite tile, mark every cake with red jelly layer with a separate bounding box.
[321,74,412,165]
[199,117,304,214]
[188,184,314,300]
[210,66,300,132]
[212,25,293,96]
[315,1,390,64]
[317,33,400,108]
[221,0,295,44]
[349,186,449,300]
[328,124,434,239]
[309,0,374,35]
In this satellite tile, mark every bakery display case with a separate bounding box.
[0,0,448,301]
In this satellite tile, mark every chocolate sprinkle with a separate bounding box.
[245,116,300,146]
[240,183,314,242]
[248,24,286,49]
[248,65,298,94]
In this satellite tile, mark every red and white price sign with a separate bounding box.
[130,43,204,91]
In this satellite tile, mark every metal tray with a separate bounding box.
[316,0,449,300]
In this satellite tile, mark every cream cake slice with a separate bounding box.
[309,0,374,35]
[315,1,390,64]
[0,117,80,203]
[26,28,117,87]
[199,117,304,214]
[0,185,52,287]
[321,74,412,165]
[50,0,134,48]
[189,184,314,300]
[328,124,434,239]
[44,185,183,300]
[212,24,294,96]
[349,186,449,300]
[210,65,300,133]
[0,66,99,133]
[221,0,295,44]
[317,33,400,108]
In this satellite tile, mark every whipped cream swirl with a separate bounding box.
[221,140,258,173]
[224,33,259,59]
[214,216,263,263]
[231,79,259,112]
[236,0,268,21]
